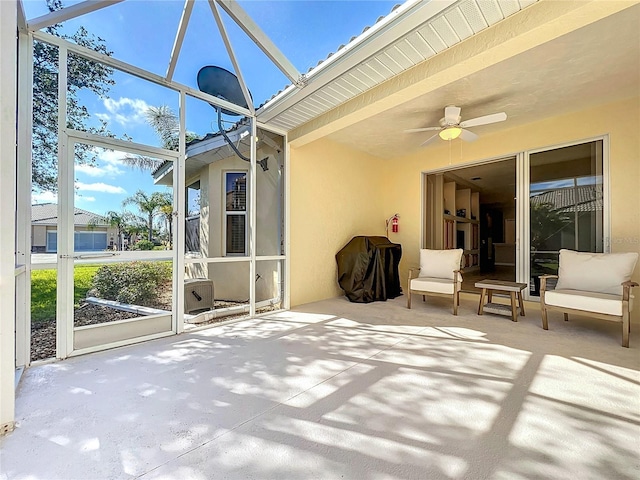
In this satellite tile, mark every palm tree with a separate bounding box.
[530,202,571,251]
[159,203,174,248]
[123,190,173,242]
[146,105,181,151]
[121,215,146,249]
[103,210,139,251]
[120,106,199,170]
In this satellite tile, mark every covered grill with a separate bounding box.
[336,236,402,303]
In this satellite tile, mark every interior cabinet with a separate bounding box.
[440,177,480,271]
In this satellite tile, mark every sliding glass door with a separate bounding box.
[526,139,605,296]
[423,137,607,299]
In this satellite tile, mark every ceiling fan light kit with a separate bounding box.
[406,105,507,146]
[439,127,462,141]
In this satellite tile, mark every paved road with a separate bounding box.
[31,251,174,268]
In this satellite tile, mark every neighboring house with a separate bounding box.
[530,185,603,214]
[31,203,116,253]
[153,125,285,302]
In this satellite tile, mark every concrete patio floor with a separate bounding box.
[1,295,639,479]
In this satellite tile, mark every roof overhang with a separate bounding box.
[255,0,536,131]
[153,125,252,186]
[251,0,638,163]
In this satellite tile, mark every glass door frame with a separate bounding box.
[421,134,610,302]
[57,129,181,358]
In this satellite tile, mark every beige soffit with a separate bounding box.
[256,0,539,130]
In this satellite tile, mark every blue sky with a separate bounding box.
[26,0,399,217]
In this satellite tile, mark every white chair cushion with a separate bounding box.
[555,249,638,296]
[545,289,634,317]
[419,249,463,280]
[410,277,456,295]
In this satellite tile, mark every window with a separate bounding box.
[225,172,247,255]
[46,230,57,253]
[185,180,200,253]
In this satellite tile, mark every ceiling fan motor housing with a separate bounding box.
[440,115,461,128]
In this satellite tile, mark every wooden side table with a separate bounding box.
[475,279,527,322]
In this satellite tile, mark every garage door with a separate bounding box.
[45,231,108,252]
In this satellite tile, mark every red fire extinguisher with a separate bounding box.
[386,213,400,236]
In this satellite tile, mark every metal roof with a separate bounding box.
[256,0,539,131]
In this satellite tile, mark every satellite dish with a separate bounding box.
[197,65,251,115]
[195,65,267,171]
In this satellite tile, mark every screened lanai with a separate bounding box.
[3,0,425,435]
[9,0,303,370]
[3,0,310,431]
[4,0,535,419]
[2,1,639,478]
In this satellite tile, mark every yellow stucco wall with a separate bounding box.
[289,139,389,306]
[289,97,640,323]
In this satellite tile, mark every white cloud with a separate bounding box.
[76,182,126,194]
[96,97,150,127]
[97,149,127,164]
[76,148,135,178]
[76,163,125,177]
[32,191,97,207]
[32,191,57,203]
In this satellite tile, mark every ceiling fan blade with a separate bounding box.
[404,126,441,133]
[459,112,507,128]
[459,128,478,142]
[444,105,461,123]
[420,133,440,147]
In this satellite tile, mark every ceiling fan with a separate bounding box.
[405,105,507,146]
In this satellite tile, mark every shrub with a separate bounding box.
[91,261,171,306]
[133,239,155,251]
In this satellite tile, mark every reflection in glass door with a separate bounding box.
[528,140,604,296]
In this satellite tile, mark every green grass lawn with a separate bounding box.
[31,265,100,325]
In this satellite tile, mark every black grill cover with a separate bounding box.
[336,236,402,303]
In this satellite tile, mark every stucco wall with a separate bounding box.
[289,139,389,306]
[188,137,284,302]
[289,97,640,324]
[31,225,46,249]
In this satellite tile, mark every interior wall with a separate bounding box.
[289,138,388,306]
[384,97,640,321]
